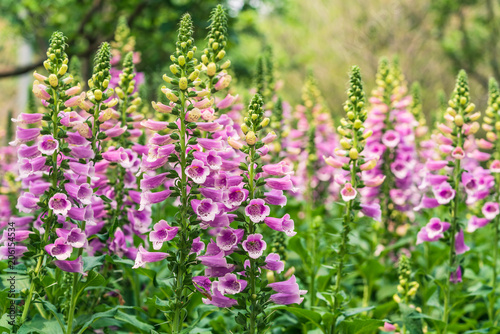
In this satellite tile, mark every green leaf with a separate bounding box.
[40,300,66,332]
[82,255,106,272]
[337,319,385,333]
[114,311,154,331]
[77,270,105,298]
[18,315,64,334]
[271,306,324,333]
[179,306,216,334]
[344,306,374,317]
[76,307,121,334]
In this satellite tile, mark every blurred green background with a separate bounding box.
[0,0,499,130]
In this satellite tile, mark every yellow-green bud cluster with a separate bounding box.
[204,5,228,62]
[373,57,393,104]
[483,78,500,143]
[43,31,69,78]
[112,16,136,54]
[446,70,479,134]
[389,56,407,98]
[163,13,199,100]
[393,255,419,303]
[338,66,368,161]
[118,52,136,96]
[88,42,112,102]
[243,94,266,146]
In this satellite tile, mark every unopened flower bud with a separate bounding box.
[454,115,464,127]
[179,77,188,90]
[58,64,68,76]
[241,124,249,134]
[94,89,103,101]
[188,70,199,81]
[353,119,362,129]
[178,55,186,66]
[260,117,270,127]
[340,138,351,149]
[186,108,201,122]
[170,64,178,75]
[48,74,58,87]
[465,103,475,113]
[201,54,208,64]
[187,51,194,59]
[207,62,216,77]
[460,96,467,105]
[221,60,231,69]
[163,74,173,83]
[393,294,402,303]
[212,42,219,50]
[217,50,226,59]
[246,131,257,145]
[349,148,358,160]
[115,87,125,99]
[106,98,118,108]
[468,112,481,121]
[228,137,243,150]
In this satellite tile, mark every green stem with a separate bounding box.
[248,145,257,334]
[173,84,189,334]
[66,100,102,334]
[21,88,60,324]
[489,189,500,323]
[443,154,461,333]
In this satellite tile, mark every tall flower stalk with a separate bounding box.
[481,78,500,323]
[416,70,481,332]
[325,66,380,330]
[65,41,112,334]
[16,31,77,324]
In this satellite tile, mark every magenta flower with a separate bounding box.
[264,214,296,236]
[265,175,295,191]
[242,234,267,259]
[54,256,86,276]
[425,159,448,171]
[467,216,490,232]
[262,161,293,176]
[223,186,248,209]
[11,113,43,125]
[64,183,93,205]
[193,276,212,295]
[192,198,220,222]
[417,218,451,244]
[360,203,382,221]
[381,130,400,148]
[216,228,243,251]
[17,192,40,213]
[450,266,463,284]
[262,253,285,273]
[132,245,169,269]
[56,228,87,248]
[202,282,237,308]
[217,273,247,295]
[245,199,271,223]
[482,202,499,221]
[490,160,500,173]
[432,182,455,205]
[264,189,287,207]
[268,275,306,305]
[380,322,397,332]
[45,237,73,260]
[186,159,211,184]
[37,135,59,155]
[139,190,172,211]
[190,237,205,255]
[49,193,72,216]
[149,220,179,250]
[455,229,470,255]
[340,182,357,201]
